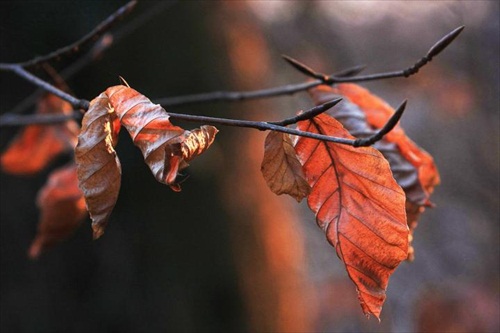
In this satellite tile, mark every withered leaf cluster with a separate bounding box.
[1,83,438,320]
[259,84,439,319]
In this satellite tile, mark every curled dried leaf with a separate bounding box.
[295,113,408,320]
[164,125,219,191]
[106,85,218,190]
[75,92,121,239]
[1,94,79,175]
[28,163,87,259]
[261,131,311,202]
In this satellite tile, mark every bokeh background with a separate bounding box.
[1,1,498,332]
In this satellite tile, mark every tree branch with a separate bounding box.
[0,2,461,151]
[0,1,137,70]
[166,98,404,147]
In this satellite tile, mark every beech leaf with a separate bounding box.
[106,85,218,191]
[295,113,408,319]
[28,163,87,259]
[1,94,79,175]
[331,83,440,200]
[310,84,440,260]
[75,92,121,239]
[261,131,311,201]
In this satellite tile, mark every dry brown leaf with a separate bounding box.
[295,113,408,320]
[75,92,121,239]
[261,131,311,202]
[1,94,79,175]
[106,85,218,191]
[28,163,87,259]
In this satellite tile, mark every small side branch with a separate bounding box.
[2,65,89,110]
[271,98,342,126]
[0,113,81,126]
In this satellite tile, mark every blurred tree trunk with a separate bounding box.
[209,3,317,332]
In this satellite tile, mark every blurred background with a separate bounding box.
[1,1,498,332]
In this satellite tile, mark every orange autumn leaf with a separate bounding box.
[261,131,311,202]
[1,94,79,175]
[75,92,121,239]
[331,83,440,200]
[309,84,440,260]
[105,85,218,191]
[28,163,87,259]
[295,113,408,320]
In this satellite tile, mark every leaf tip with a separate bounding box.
[118,76,130,88]
[92,224,105,240]
[27,239,42,260]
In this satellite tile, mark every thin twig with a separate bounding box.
[154,81,321,106]
[168,111,352,145]
[2,65,90,110]
[6,34,114,116]
[0,1,137,70]
[0,113,81,126]
[282,26,465,84]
